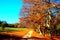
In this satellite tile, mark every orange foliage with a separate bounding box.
[20,18,25,22]
[19,0,59,34]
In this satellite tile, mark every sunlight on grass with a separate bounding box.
[56,24,60,30]
[5,27,27,31]
[0,27,27,31]
[0,27,2,31]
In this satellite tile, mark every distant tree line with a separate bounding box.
[0,21,17,28]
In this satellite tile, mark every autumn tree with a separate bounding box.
[19,0,59,36]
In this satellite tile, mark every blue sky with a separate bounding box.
[51,0,60,4]
[0,0,60,24]
[0,0,23,24]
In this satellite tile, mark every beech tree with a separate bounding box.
[19,0,60,35]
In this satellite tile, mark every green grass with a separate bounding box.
[0,27,27,32]
[0,27,2,31]
[56,24,60,30]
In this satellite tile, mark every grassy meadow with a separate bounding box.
[0,27,27,32]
